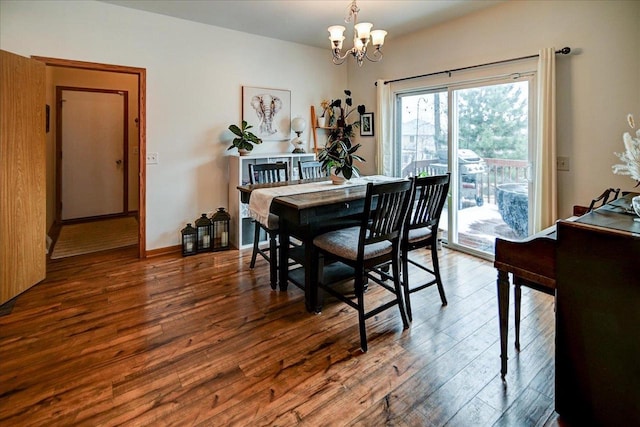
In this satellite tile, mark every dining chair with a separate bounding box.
[298,160,327,179]
[248,162,289,289]
[312,180,413,352]
[401,173,450,322]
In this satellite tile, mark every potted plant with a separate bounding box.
[318,90,366,183]
[227,120,262,155]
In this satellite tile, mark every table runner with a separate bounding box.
[248,175,398,225]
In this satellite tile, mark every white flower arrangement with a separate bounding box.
[612,113,640,186]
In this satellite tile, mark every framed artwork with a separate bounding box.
[360,112,374,136]
[242,86,291,141]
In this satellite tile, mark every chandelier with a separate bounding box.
[328,0,387,66]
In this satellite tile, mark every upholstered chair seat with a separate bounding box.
[265,213,279,230]
[406,227,432,244]
[313,227,393,261]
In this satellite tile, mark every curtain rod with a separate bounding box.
[376,47,571,86]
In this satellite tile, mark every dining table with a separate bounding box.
[237,175,401,312]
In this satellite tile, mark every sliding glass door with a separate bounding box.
[396,77,534,257]
[397,90,449,232]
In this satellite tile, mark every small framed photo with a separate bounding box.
[242,86,291,141]
[360,112,374,136]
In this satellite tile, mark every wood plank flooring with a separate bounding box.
[0,246,566,426]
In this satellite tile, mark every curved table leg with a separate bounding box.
[497,269,510,379]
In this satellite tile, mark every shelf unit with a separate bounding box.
[310,105,335,154]
[228,152,315,249]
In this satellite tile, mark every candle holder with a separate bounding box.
[211,207,231,251]
[181,223,197,256]
[195,213,212,253]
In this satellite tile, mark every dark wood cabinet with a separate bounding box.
[555,203,640,425]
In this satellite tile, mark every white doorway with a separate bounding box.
[59,87,128,220]
[34,55,147,258]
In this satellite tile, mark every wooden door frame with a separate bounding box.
[56,86,129,222]
[33,56,147,258]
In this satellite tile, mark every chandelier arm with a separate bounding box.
[364,47,383,63]
[332,48,356,64]
[332,56,347,65]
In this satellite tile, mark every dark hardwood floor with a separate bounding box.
[0,245,565,426]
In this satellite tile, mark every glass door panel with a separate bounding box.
[397,90,449,233]
[451,80,531,254]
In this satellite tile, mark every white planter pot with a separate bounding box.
[238,148,250,156]
[317,116,327,128]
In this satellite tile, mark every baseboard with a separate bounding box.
[145,244,181,258]
[145,244,241,258]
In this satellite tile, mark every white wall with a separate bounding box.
[348,0,640,218]
[1,0,347,250]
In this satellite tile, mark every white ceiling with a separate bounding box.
[100,0,504,49]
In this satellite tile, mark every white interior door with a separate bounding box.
[60,89,125,220]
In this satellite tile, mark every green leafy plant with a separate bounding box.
[227,120,262,152]
[318,90,366,179]
[318,127,365,180]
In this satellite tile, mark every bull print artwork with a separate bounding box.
[242,87,291,141]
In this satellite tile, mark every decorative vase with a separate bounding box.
[330,170,348,185]
[238,148,250,156]
[317,116,326,128]
[632,195,640,222]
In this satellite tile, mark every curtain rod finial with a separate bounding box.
[558,47,571,55]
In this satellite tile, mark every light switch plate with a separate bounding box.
[557,156,569,171]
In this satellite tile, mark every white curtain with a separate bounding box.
[533,48,557,232]
[376,79,393,175]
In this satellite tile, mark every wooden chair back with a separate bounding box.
[298,160,326,179]
[249,162,289,184]
[406,173,450,235]
[360,180,413,250]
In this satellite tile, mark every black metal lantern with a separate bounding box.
[195,213,212,253]
[181,223,197,256]
[211,207,231,251]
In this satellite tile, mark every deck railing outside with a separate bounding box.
[483,158,528,204]
[401,157,528,206]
